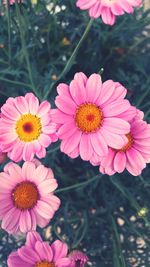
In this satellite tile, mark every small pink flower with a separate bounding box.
[0,92,58,162]
[96,118,150,176]
[0,161,60,234]
[52,72,135,161]
[7,231,71,267]
[69,250,88,267]
[3,0,21,5]
[76,0,142,25]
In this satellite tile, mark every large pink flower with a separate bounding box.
[0,92,58,162]
[96,118,150,176]
[52,72,135,161]
[76,0,142,25]
[8,231,71,267]
[0,161,60,234]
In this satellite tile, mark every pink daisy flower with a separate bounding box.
[8,231,71,267]
[69,250,88,267]
[76,0,142,25]
[0,161,60,234]
[97,118,150,176]
[0,92,58,162]
[52,72,134,161]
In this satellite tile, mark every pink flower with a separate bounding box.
[0,92,58,162]
[96,118,150,176]
[76,0,142,25]
[0,161,60,234]
[52,72,134,161]
[8,231,71,267]
[3,0,21,5]
[69,250,88,267]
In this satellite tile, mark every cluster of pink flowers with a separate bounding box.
[0,0,147,266]
[52,72,150,176]
[0,92,88,266]
[76,0,142,25]
[8,231,88,267]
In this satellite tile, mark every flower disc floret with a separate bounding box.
[75,103,103,133]
[35,261,55,267]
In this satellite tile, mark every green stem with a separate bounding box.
[43,18,94,100]
[112,217,126,267]
[6,0,11,66]
[55,174,102,193]
[0,77,33,89]
[15,2,39,97]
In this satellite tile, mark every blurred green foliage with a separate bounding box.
[0,1,150,266]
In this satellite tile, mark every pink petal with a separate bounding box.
[58,122,77,140]
[102,100,130,117]
[57,83,70,98]
[101,128,127,149]
[38,134,51,147]
[19,210,32,233]
[51,240,68,261]
[90,131,108,156]
[103,118,130,134]
[35,241,53,262]
[55,96,77,115]
[15,96,29,114]
[79,133,93,160]
[35,200,55,219]
[7,251,30,267]
[2,207,21,234]
[23,143,34,161]
[18,246,40,264]
[114,152,126,173]
[86,73,102,102]
[126,148,146,170]
[69,72,87,105]
[60,130,82,154]
[26,231,42,248]
[38,179,58,195]
[21,161,36,180]
[37,101,51,117]
[56,257,71,267]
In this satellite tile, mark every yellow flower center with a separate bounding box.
[12,181,39,210]
[120,133,133,152]
[35,261,55,267]
[75,103,103,133]
[16,114,42,142]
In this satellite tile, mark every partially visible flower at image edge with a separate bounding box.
[76,0,142,25]
[52,72,136,162]
[69,250,88,267]
[0,161,60,233]
[92,117,150,176]
[0,92,58,162]
[3,0,22,5]
[7,231,71,267]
